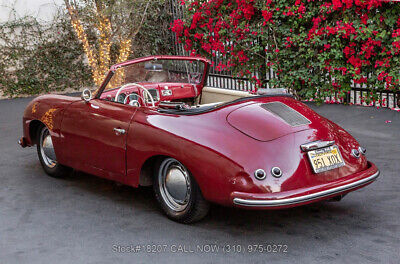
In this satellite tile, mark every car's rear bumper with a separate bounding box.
[231,162,379,209]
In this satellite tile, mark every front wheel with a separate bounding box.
[37,126,70,178]
[153,158,209,223]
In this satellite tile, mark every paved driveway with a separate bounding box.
[0,97,399,264]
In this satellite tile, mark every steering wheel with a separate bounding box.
[114,83,155,107]
[123,93,141,107]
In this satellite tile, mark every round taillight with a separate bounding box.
[271,167,283,178]
[352,149,360,158]
[254,169,267,180]
[358,146,366,155]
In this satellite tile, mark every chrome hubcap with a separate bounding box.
[158,158,190,212]
[40,127,57,168]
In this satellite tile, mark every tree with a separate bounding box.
[64,0,152,86]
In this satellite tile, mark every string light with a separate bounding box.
[66,4,132,87]
[67,6,102,85]
[96,10,112,85]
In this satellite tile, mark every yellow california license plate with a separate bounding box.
[307,145,345,173]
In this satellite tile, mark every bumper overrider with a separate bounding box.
[18,137,28,148]
[232,162,379,208]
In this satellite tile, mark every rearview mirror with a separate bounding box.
[144,62,163,72]
[81,88,92,102]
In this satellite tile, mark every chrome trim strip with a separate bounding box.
[233,170,380,207]
[300,140,335,152]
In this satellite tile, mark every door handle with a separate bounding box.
[113,128,126,135]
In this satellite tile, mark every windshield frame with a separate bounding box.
[94,55,211,99]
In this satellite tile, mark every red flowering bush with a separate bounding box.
[172,0,400,103]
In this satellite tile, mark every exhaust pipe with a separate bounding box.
[328,194,347,202]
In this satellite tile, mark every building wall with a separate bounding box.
[0,0,64,22]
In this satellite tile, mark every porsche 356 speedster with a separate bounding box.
[19,55,379,223]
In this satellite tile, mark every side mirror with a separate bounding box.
[81,88,92,102]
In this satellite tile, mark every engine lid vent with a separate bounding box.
[260,102,311,127]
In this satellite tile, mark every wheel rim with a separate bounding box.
[158,158,191,212]
[39,127,57,168]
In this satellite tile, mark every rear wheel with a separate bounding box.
[153,158,209,223]
[37,126,70,178]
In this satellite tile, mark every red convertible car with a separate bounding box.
[19,55,379,223]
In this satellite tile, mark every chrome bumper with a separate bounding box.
[18,137,27,148]
[233,170,380,207]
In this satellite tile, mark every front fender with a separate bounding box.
[20,95,80,150]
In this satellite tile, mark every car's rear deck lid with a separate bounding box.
[227,102,311,141]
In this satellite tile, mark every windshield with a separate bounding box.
[103,59,206,92]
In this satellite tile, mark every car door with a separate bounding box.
[60,98,137,179]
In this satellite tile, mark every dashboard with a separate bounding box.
[100,82,200,106]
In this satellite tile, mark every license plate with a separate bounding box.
[307,145,345,173]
